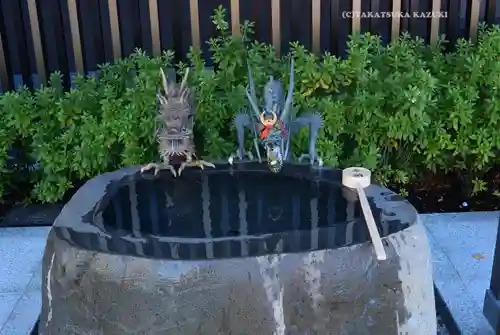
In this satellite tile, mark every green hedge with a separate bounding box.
[1,7,500,203]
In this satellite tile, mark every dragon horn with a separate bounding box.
[280,58,294,121]
[160,68,169,99]
[259,112,266,125]
[180,67,190,92]
[157,91,167,105]
[247,63,259,116]
[248,64,257,99]
[180,86,190,103]
[246,63,261,119]
[271,111,277,123]
[246,88,261,120]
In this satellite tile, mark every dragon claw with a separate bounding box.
[297,154,309,163]
[178,159,215,175]
[141,163,177,177]
[298,154,323,167]
[198,160,215,169]
[141,163,161,176]
[228,151,253,165]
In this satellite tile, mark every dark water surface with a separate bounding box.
[55,164,413,260]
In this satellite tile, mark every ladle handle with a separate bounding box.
[356,187,387,261]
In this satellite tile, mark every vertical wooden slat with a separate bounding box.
[108,0,121,60]
[280,0,292,54]
[0,32,8,90]
[78,0,106,72]
[67,0,84,74]
[469,0,481,42]
[119,0,141,57]
[230,0,240,36]
[240,0,272,44]
[2,1,29,87]
[189,0,200,50]
[400,0,410,33]
[430,0,441,45]
[351,0,361,32]
[409,0,425,40]
[96,0,115,62]
[39,0,69,83]
[58,0,78,81]
[447,0,460,46]
[485,0,497,24]
[375,0,392,43]
[157,0,175,53]
[369,0,380,35]
[330,0,340,55]
[149,0,161,56]
[391,0,402,41]
[27,0,46,84]
[311,0,320,53]
[138,1,154,56]
[289,0,313,52]
[271,0,281,55]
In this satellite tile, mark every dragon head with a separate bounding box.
[156,68,194,157]
[245,60,295,173]
[245,59,294,123]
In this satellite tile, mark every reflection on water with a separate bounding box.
[55,166,411,260]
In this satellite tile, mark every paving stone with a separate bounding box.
[422,212,500,335]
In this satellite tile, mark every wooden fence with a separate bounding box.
[0,0,497,92]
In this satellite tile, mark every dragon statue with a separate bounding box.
[141,68,214,177]
[229,59,323,172]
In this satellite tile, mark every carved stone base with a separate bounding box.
[39,165,437,335]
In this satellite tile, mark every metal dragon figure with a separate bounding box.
[141,68,214,177]
[229,59,323,173]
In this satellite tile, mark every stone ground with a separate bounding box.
[0,227,47,335]
[0,213,498,334]
[424,211,500,335]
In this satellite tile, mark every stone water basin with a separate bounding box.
[39,162,436,334]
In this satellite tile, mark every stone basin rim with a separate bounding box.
[90,162,416,229]
[51,162,419,257]
[54,162,420,232]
